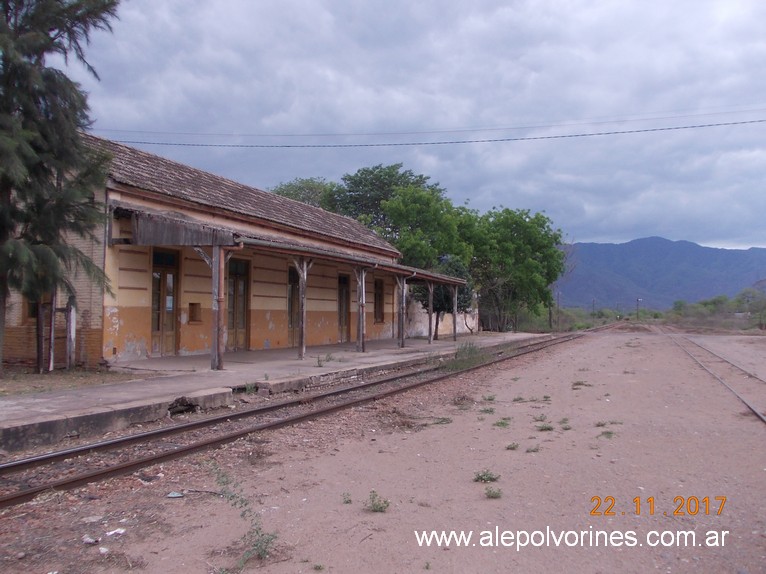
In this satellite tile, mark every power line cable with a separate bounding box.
[93,106,766,138]
[107,118,766,149]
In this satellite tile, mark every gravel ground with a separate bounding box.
[1,325,764,573]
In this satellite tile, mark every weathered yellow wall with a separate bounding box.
[4,238,400,367]
[99,240,400,362]
[178,250,212,355]
[250,253,288,349]
[307,262,345,346]
[103,244,152,361]
[366,274,396,340]
[2,187,409,369]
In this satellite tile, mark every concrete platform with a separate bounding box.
[0,332,545,453]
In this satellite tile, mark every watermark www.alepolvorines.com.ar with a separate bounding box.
[414,525,730,552]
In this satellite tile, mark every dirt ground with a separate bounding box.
[1,327,764,573]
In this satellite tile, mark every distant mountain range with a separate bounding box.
[554,237,766,311]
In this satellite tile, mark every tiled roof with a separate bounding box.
[85,134,400,258]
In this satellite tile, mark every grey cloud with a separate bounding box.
[57,0,766,248]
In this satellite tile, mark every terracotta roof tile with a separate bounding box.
[85,134,400,258]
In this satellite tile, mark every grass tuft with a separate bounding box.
[208,461,278,566]
[473,469,500,483]
[365,490,390,512]
[485,486,503,499]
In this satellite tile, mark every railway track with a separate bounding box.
[667,332,766,425]
[0,332,584,510]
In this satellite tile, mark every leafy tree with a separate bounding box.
[270,176,338,208]
[472,208,565,332]
[671,300,688,314]
[380,184,472,269]
[0,0,119,375]
[698,295,730,314]
[324,163,445,231]
[19,155,112,371]
[294,163,566,338]
[412,256,474,339]
[734,288,766,329]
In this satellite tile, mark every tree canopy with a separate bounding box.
[285,162,567,333]
[270,176,338,208]
[324,163,445,232]
[471,208,565,332]
[0,0,119,374]
[380,184,472,269]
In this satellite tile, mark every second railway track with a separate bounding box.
[0,332,584,510]
[667,332,766,425]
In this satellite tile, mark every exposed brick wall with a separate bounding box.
[2,190,107,369]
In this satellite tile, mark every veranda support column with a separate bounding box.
[211,245,223,370]
[65,296,75,370]
[427,281,434,344]
[292,257,314,359]
[396,276,407,348]
[452,285,458,342]
[354,267,367,352]
[201,243,243,370]
[47,286,56,372]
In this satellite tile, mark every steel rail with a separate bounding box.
[0,333,571,476]
[669,335,766,425]
[0,332,583,510]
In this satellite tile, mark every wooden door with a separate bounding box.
[288,267,299,347]
[338,274,350,343]
[151,251,178,356]
[226,259,249,351]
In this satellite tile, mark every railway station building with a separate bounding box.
[2,135,466,370]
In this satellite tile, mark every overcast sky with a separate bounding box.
[60,0,766,249]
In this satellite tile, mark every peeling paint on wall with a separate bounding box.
[105,306,120,337]
[122,337,149,361]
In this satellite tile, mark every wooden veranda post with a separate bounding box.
[354,267,367,352]
[427,281,434,344]
[293,257,313,360]
[65,296,76,370]
[211,245,223,370]
[452,285,458,342]
[36,300,45,373]
[397,276,407,348]
[47,286,56,372]
[198,243,242,371]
